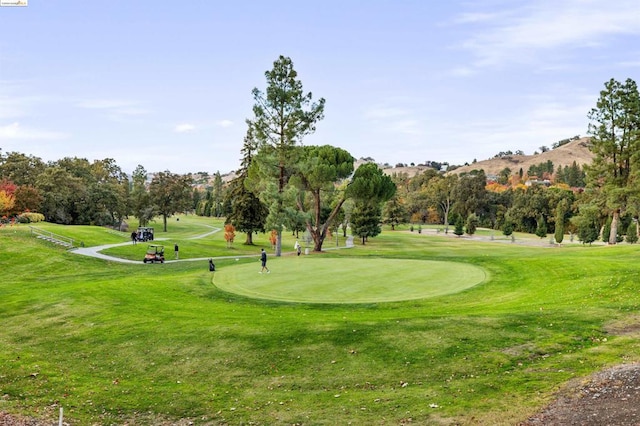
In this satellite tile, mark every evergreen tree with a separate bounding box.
[453,215,464,237]
[382,193,408,230]
[554,199,567,244]
[465,213,478,236]
[502,219,514,237]
[226,125,268,245]
[586,78,640,244]
[535,215,547,238]
[249,56,325,256]
[626,221,638,244]
[351,200,382,245]
[211,172,224,217]
[572,204,601,245]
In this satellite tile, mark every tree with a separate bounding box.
[348,163,396,245]
[452,170,488,220]
[626,221,638,244]
[12,185,42,214]
[35,166,87,224]
[226,126,268,245]
[0,188,14,215]
[89,158,130,228]
[571,204,601,245]
[535,215,547,239]
[502,219,514,237]
[382,193,408,230]
[498,167,511,185]
[249,55,325,256]
[131,165,154,227]
[554,199,568,244]
[224,223,236,248]
[149,171,194,232]
[427,174,458,233]
[288,145,354,251]
[351,201,382,245]
[586,78,640,244]
[465,213,478,236]
[211,172,224,217]
[453,215,464,237]
[0,152,45,186]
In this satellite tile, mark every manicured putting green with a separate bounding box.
[214,257,487,303]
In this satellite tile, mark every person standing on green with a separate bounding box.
[260,248,270,273]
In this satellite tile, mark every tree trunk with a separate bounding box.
[163,214,168,232]
[302,195,347,253]
[313,230,325,251]
[245,231,253,245]
[609,210,620,245]
[276,230,282,256]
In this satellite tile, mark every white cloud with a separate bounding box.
[455,0,640,69]
[0,122,68,140]
[174,123,196,133]
[215,119,233,128]
[76,98,151,121]
[363,103,425,137]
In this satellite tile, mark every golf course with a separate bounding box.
[1,215,639,425]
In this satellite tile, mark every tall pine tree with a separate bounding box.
[586,78,640,244]
[225,125,268,245]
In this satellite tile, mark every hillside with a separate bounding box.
[377,137,593,179]
[210,137,594,186]
[448,137,593,177]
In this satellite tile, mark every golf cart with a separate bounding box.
[143,244,165,263]
[137,227,154,242]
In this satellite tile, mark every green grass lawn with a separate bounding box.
[215,258,487,303]
[1,217,639,425]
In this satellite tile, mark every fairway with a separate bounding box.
[214,257,487,303]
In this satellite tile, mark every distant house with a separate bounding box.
[524,179,551,187]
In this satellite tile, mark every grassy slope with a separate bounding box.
[1,219,639,425]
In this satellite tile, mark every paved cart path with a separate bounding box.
[71,227,354,264]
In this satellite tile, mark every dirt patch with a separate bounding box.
[520,363,640,426]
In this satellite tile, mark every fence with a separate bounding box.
[29,226,75,248]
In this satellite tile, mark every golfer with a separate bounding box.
[260,248,270,273]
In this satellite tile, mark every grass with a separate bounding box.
[215,258,487,303]
[1,216,640,425]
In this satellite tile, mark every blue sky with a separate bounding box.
[1,1,639,175]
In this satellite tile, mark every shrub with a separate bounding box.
[626,222,638,244]
[465,214,478,236]
[17,212,45,223]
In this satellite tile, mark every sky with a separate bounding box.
[1,0,639,175]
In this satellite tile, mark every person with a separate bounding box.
[174,243,179,260]
[260,248,270,273]
[209,258,215,272]
[131,231,137,245]
[294,240,301,256]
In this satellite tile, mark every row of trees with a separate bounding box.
[377,77,640,246]
[2,66,637,249]
[0,153,193,232]
[224,56,396,254]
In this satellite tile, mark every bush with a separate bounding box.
[626,222,638,244]
[465,214,478,236]
[17,212,45,223]
[454,216,464,237]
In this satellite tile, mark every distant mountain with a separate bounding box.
[449,137,593,178]
[211,137,594,185]
[377,137,594,179]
